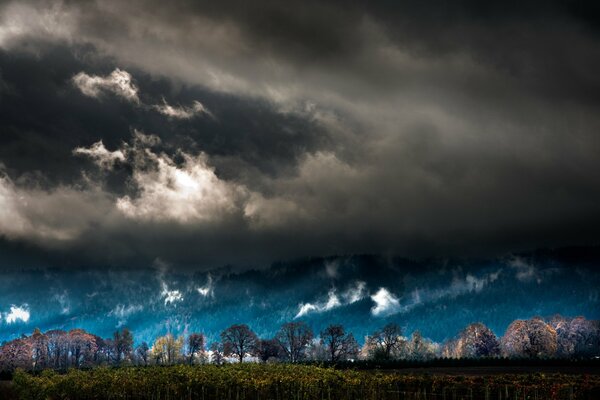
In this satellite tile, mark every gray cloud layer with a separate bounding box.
[0,0,599,268]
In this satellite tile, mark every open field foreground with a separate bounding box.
[7,365,600,400]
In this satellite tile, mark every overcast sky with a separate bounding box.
[1,0,599,269]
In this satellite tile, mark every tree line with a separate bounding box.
[0,315,598,371]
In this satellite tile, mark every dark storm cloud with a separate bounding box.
[0,0,600,269]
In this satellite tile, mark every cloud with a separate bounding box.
[154,99,213,119]
[507,257,561,284]
[508,257,538,282]
[0,1,76,49]
[325,260,339,278]
[295,288,340,318]
[0,170,113,243]
[196,274,214,298]
[4,305,30,324]
[52,290,71,315]
[1,0,600,267]
[72,69,139,103]
[73,140,126,170]
[342,281,367,304]
[0,174,29,239]
[370,287,400,316]
[161,282,183,305]
[295,281,367,318]
[115,146,244,224]
[371,270,502,317]
[73,131,247,224]
[109,303,143,327]
[73,67,213,121]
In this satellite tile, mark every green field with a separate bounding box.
[7,364,600,400]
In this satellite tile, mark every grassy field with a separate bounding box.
[6,364,600,400]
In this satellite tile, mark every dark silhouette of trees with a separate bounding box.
[320,324,359,362]
[136,342,150,365]
[187,333,205,365]
[221,324,258,363]
[257,339,281,363]
[275,322,313,362]
[112,328,134,364]
[367,323,403,360]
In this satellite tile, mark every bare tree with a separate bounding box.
[320,324,359,362]
[113,328,134,364]
[367,323,403,360]
[186,333,205,365]
[221,324,258,363]
[136,342,149,365]
[275,322,314,362]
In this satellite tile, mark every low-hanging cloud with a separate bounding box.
[3,304,30,324]
[370,269,502,317]
[196,274,215,298]
[295,281,368,318]
[108,303,143,327]
[370,288,400,317]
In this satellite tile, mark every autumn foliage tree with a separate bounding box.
[443,323,500,358]
[502,317,557,358]
[152,333,184,365]
[549,315,600,357]
[112,328,134,364]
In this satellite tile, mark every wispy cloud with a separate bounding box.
[72,69,140,103]
[295,281,367,318]
[109,304,143,327]
[196,274,215,298]
[161,282,183,306]
[295,289,340,318]
[508,257,538,282]
[52,290,71,315]
[73,140,126,170]
[342,281,367,304]
[370,270,501,317]
[154,99,213,119]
